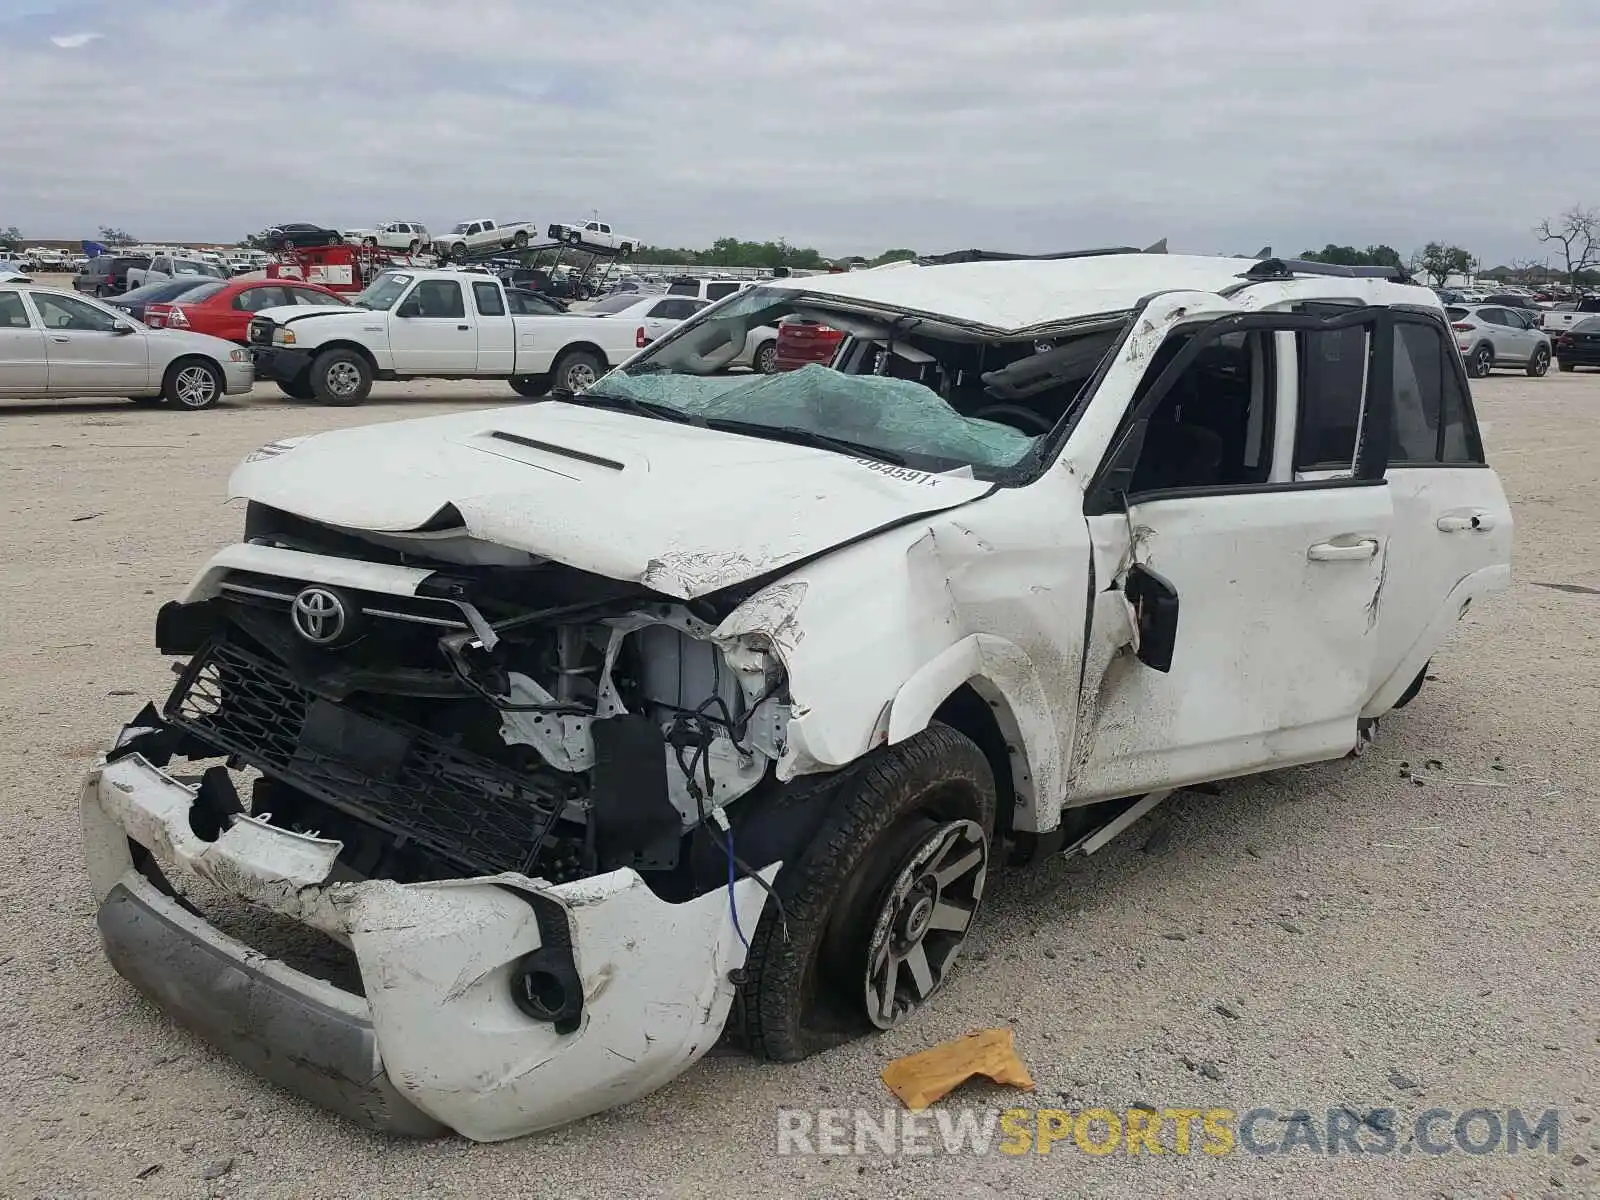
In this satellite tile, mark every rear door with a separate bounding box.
[31,291,151,393]
[471,280,514,373]
[1362,312,1512,714]
[1068,305,1395,802]
[0,290,48,394]
[391,278,477,372]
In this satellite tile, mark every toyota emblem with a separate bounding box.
[290,586,350,645]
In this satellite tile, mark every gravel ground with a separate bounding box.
[0,374,1595,1200]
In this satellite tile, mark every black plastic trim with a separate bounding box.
[487,430,625,471]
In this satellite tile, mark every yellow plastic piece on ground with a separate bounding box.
[880,1027,1036,1111]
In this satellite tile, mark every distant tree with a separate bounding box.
[1533,205,1599,288]
[0,225,20,251]
[97,226,135,246]
[631,237,829,270]
[1300,243,1405,268]
[1410,242,1473,287]
[871,248,918,265]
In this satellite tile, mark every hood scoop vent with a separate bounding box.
[486,430,625,472]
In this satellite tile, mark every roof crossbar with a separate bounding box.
[1241,257,1415,284]
[920,246,1145,265]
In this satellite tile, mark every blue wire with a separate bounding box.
[725,823,749,950]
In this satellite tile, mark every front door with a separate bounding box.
[391,278,477,372]
[0,290,47,394]
[31,291,151,394]
[1067,307,1394,802]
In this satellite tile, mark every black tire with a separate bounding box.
[308,348,372,406]
[276,375,315,400]
[509,375,551,398]
[567,231,582,246]
[1470,344,1494,378]
[161,358,224,410]
[408,240,420,254]
[1558,359,1576,372]
[362,237,377,249]
[325,233,341,246]
[513,230,529,248]
[450,242,466,261]
[550,348,605,393]
[1527,345,1551,377]
[732,724,996,1063]
[753,340,778,374]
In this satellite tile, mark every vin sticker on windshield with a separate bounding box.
[853,459,941,487]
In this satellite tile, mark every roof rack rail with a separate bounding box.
[921,246,1145,266]
[1240,257,1415,284]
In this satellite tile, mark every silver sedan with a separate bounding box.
[0,284,253,408]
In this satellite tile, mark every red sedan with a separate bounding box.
[144,278,347,343]
[773,314,846,371]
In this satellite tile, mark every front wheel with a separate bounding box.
[732,724,996,1062]
[407,240,420,254]
[509,375,550,398]
[1470,344,1494,378]
[325,234,341,246]
[753,340,778,374]
[309,348,372,406]
[513,230,529,248]
[162,358,223,410]
[1527,345,1551,377]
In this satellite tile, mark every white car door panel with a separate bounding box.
[1067,304,1394,802]
[32,291,151,393]
[0,291,48,394]
[391,279,477,373]
[469,280,514,374]
[1363,316,1513,714]
[1074,484,1392,801]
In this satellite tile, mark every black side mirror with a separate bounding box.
[1124,563,1180,673]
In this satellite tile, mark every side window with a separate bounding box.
[1438,350,1480,464]
[1122,330,1276,495]
[1478,307,1508,328]
[0,292,31,328]
[234,286,289,311]
[411,279,465,318]
[1294,325,1368,471]
[32,293,120,332]
[706,282,741,302]
[1390,320,1484,466]
[473,281,505,316]
[289,287,333,305]
[152,257,170,273]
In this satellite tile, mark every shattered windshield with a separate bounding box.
[601,285,1119,476]
[352,272,411,310]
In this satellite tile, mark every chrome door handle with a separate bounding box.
[1308,537,1380,562]
[50,335,70,342]
[1437,510,1496,532]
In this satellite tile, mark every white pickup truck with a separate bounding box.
[125,254,226,289]
[345,221,431,254]
[1538,296,1600,339]
[244,268,653,404]
[546,219,639,255]
[433,219,539,261]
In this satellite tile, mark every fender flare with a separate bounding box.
[885,633,1063,832]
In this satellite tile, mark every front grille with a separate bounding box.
[165,639,568,875]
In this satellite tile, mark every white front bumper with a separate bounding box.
[81,752,772,1141]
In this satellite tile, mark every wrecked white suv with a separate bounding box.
[81,251,1512,1141]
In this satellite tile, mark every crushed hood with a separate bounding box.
[228,402,994,598]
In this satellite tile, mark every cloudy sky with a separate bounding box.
[2,0,1597,263]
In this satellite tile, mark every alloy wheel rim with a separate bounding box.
[862,818,987,1030]
[174,366,216,407]
[567,362,597,390]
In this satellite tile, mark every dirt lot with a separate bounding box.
[1,376,1595,1200]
